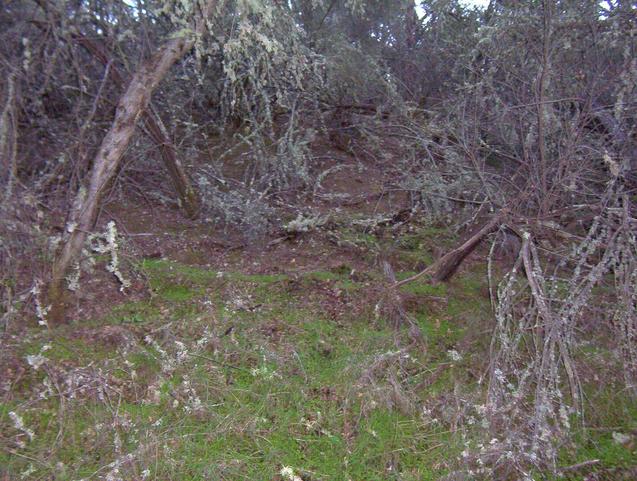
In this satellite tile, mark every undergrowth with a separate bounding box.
[1,224,635,480]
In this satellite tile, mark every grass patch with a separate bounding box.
[140,258,219,285]
[157,284,197,302]
[3,242,632,481]
[396,272,448,297]
[104,299,161,325]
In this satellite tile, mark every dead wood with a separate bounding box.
[393,211,506,288]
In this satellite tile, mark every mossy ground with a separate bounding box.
[1,222,635,480]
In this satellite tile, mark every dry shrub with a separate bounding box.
[477,178,636,478]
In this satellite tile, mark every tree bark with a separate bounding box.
[48,3,214,323]
[393,212,505,288]
[0,70,18,202]
[74,35,200,219]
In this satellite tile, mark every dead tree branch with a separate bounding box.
[393,211,506,288]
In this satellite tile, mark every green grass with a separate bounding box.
[105,299,162,324]
[556,394,637,479]
[3,243,634,480]
[396,272,448,297]
[2,278,457,479]
[140,258,220,285]
[304,270,342,282]
[157,284,197,302]
[226,272,289,284]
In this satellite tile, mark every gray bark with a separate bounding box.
[49,2,215,323]
[74,35,200,218]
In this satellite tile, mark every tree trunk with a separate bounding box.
[0,70,18,202]
[430,215,502,282]
[48,6,213,323]
[74,35,200,219]
[145,105,200,218]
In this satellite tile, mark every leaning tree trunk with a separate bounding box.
[48,5,213,324]
[145,104,200,218]
[74,35,200,219]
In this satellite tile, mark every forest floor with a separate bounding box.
[1,156,636,480]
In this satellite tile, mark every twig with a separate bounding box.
[559,459,600,472]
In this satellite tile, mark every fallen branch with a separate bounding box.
[519,230,581,409]
[393,211,506,288]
